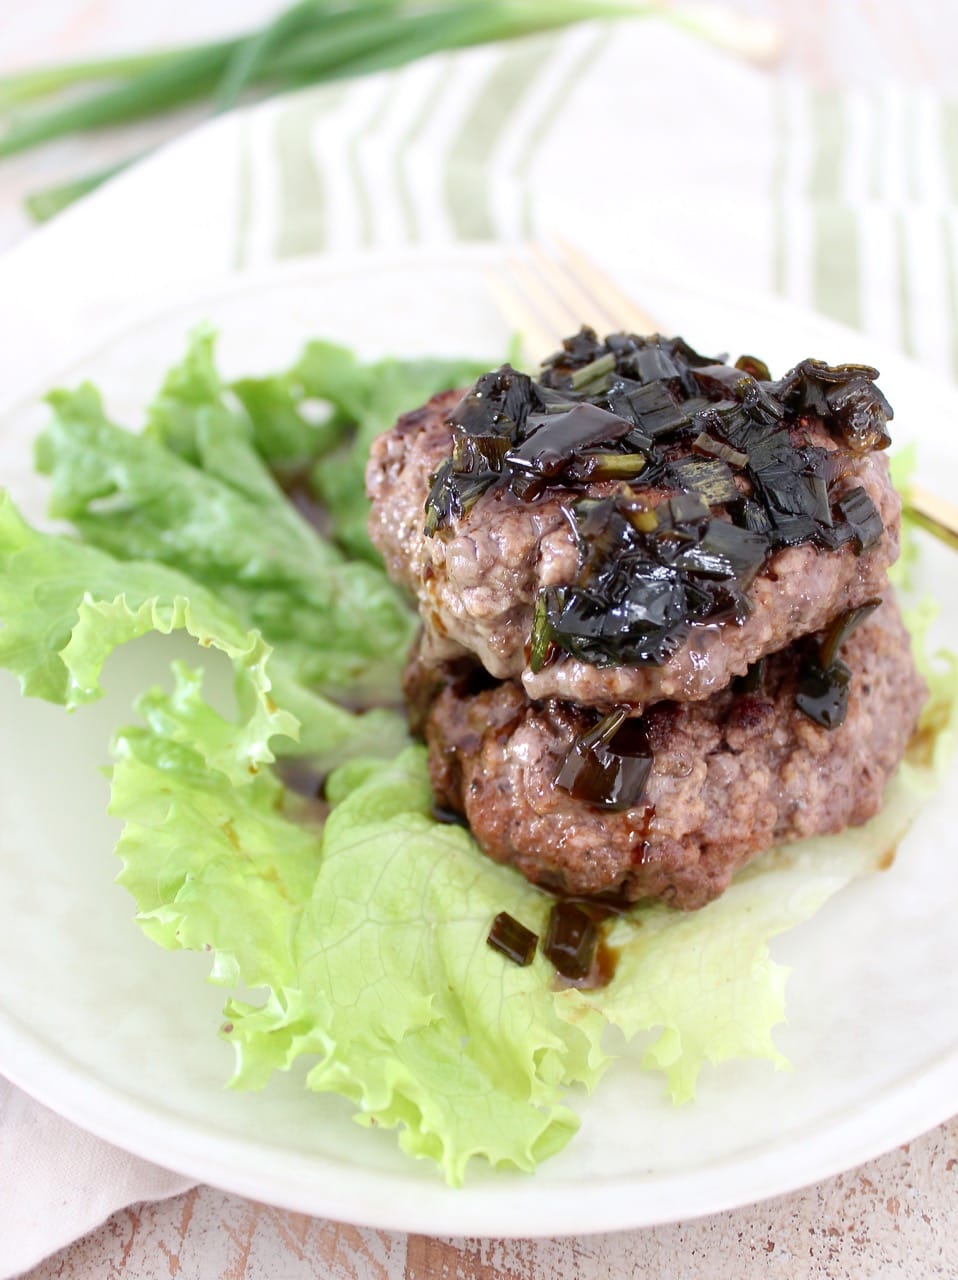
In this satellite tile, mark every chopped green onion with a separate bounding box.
[626,505,659,533]
[570,352,616,391]
[554,709,652,812]
[675,519,768,586]
[836,486,884,553]
[669,456,739,506]
[692,431,748,469]
[543,902,598,981]
[528,592,555,674]
[819,598,882,670]
[4,0,668,216]
[734,354,771,381]
[487,912,537,966]
[795,658,851,730]
[505,402,632,479]
[576,451,647,480]
[576,706,628,752]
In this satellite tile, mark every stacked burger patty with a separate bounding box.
[366,331,926,910]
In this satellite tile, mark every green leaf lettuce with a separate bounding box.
[106,664,952,1184]
[1,332,955,1185]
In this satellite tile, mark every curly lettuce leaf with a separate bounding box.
[105,610,957,1183]
[0,489,406,769]
[113,665,321,980]
[150,327,486,562]
[36,358,416,700]
[149,328,359,468]
[4,331,956,1185]
[113,722,597,1182]
[2,328,485,758]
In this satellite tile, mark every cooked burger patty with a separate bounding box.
[421,598,925,909]
[367,387,900,714]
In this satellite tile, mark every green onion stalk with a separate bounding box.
[1,0,664,221]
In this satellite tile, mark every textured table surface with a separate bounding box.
[4,2,958,1277]
[17,1119,958,1278]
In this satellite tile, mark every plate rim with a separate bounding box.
[0,998,952,1239]
[1,243,956,1238]
[1,995,955,1238]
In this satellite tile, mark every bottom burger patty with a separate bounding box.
[421,598,925,910]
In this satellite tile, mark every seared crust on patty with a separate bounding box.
[421,598,925,909]
[367,390,901,713]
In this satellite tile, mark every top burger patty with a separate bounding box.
[366,333,900,713]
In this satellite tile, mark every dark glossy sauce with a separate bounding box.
[573,936,620,991]
[795,658,851,729]
[541,896,633,990]
[550,936,620,991]
[428,337,891,689]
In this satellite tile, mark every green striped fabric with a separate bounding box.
[233,22,958,383]
[273,90,346,258]
[443,41,551,241]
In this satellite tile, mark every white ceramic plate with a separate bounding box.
[0,246,955,1238]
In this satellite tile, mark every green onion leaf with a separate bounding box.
[668,456,739,506]
[570,352,616,391]
[819,598,882,670]
[487,911,538,966]
[25,157,134,222]
[528,591,555,673]
[795,658,852,730]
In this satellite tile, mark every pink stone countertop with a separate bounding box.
[4,3,958,1276]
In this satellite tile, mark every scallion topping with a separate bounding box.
[668,456,739,506]
[554,708,653,811]
[487,912,538,967]
[735,354,772,381]
[773,359,893,453]
[795,658,852,730]
[819,598,882,669]
[570,351,616,390]
[836,486,884,553]
[543,902,598,981]
[625,505,659,533]
[528,592,555,674]
[692,431,749,469]
[422,328,893,668]
[795,597,883,728]
[571,452,647,481]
